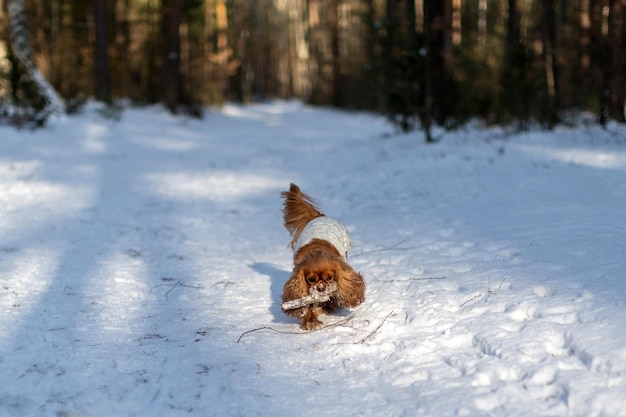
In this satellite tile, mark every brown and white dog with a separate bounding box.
[281,183,365,330]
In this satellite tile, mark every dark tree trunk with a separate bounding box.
[94,0,111,103]
[384,0,395,103]
[424,0,446,133]
[161,0,183,113]
[600,0,625,124]
[422,0,435,141]
[500,0,527,125]
[542,0,559,127]
[363,0,374,68]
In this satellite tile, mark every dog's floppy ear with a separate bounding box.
[282,266,311,318]
[282,265,309,311]
[335,261,366,308]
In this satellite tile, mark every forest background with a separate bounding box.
[0,0,625,136]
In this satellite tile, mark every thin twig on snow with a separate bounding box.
[151,279,204,300]
[236,312,359,343]
[352,310,395,344]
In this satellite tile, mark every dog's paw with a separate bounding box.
[301,317,323,330]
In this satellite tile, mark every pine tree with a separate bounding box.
[6,0,62,126]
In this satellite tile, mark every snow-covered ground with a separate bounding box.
[1,102,625,417]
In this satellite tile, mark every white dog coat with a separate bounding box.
[292,217,353,261]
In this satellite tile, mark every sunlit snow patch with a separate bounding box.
[87,251,151,340]
[145,170,284,202]
[0,246,59,346]
[517,145,626,170]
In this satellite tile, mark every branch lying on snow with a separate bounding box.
[151,278,204,300]
[236,310,396,344]
[352,310,395,344]
[236,326,308,343]
[460,276,507,307]
[378,276,446,283]
[236,311,358,343]
[459,293,482,307]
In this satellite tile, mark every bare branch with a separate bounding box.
[236,311,359,343]
[281,293,331,310]
[353,311,394,344]
[281,282,337,310]
[236,326,305,343]
[459,293,482,307]
[151,279,204,301]
[378,276,446,283]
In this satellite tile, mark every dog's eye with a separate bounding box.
[324,275,335,282]
[306,276,318,284]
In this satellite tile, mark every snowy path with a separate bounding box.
[1,102,626,416]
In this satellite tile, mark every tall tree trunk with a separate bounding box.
[452,0,462,45]
[110,0,130,99]
[424,0,448,129]
[330,0,341,107]
[307,0,322,103]
[422,0,434,141]
[49,0,59,85]
[506,0,522,78]
[579,0,591,71]
[500,0,527,125]
[7,0,62,123]
[288,1,310,98]
[620,0,626,122]
[542,0,559,127]
[477,0,487,55]
[0,4,8,88]
[230,0,250,102]
[161,0,183,113]
[384,0,395,104]
[215,0,229,98]
[94,0,111,103]
[600,0,625,123]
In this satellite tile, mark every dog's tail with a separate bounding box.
[281,183,324,246]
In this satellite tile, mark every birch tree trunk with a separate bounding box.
[7,0,62,123]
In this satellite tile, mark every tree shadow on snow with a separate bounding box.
[250,262,296,324]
